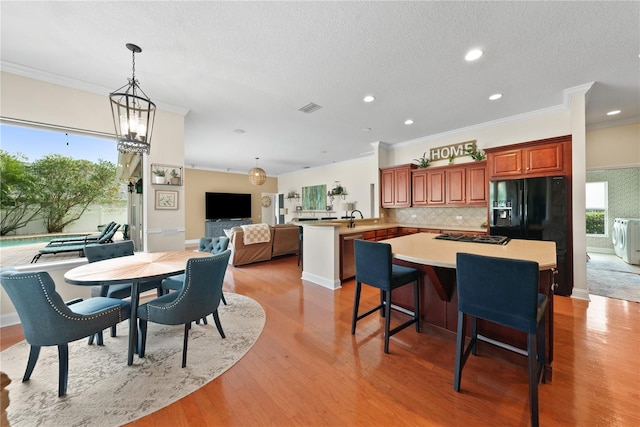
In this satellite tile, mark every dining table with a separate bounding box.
[64,250,213,365]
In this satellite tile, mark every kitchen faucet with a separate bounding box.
[349,210,364,228]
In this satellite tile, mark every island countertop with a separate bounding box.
[383,232,557,270]
[297,220,487,235]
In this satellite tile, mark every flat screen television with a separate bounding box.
[205,192,251,220]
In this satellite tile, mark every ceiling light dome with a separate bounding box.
[465,49,483,61]
[363,95,375,103]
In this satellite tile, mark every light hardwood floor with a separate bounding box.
[2,256,639,426]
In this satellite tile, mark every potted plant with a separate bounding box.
[169,169,180,185]
[465,144,486,161]
[413,152,431,168]
[152,169,166,184]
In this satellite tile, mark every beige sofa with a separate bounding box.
[228,224,300,266]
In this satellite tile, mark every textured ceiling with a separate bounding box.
[1,1,638,176]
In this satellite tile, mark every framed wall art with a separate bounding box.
[155,190,178,210]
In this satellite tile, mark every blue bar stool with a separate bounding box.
[454,252,548,427]
[352,239,420,354]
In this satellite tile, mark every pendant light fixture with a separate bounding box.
[248,157,267,185]
[110,43,156,154]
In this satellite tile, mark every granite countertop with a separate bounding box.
[296,219,487,235]
[385,232,557,270]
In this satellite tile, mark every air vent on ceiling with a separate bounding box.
[298,102,323,114]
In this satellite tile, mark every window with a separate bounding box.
[585,181,607,235]
[1,122,128,248]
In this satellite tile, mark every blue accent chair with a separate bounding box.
[84,241,162,343]
[161,237,230,307]
[137,250,231,367]
[352,239,421,354]
[454,253,548,427]
[0,267,130,397]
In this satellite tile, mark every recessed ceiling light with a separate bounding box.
[404,119,414,125]
[489,93,502,101]
[363,95,375,103]
[465,49,483,61]
[362,127,371,132]
[607,110,621,116]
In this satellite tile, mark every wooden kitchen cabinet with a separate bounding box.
[411,162,487,207]
[486,136,571,179]
[411,170,428,206]
[380,164,415,208]
[427,169,446,205]
[445,167,465,204]
[412,168,444,206]
[466,162,488,205]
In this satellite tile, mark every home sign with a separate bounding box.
[429,140,477,161]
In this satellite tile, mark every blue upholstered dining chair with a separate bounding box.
[0,267,130,397]
[84,240,162,343]
[137,249,231,368]
[454,252,548,427]
[161,236,230,307]
[352,239,421,354]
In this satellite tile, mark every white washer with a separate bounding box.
[613,218,640,265]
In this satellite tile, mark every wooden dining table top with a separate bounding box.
[64,250,213,285]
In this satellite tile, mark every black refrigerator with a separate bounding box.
[489,176,571,295]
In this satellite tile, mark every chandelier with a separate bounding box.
[248,157,267,185]
[109,43,156,154]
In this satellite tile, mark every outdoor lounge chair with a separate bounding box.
[47,221,117,244]
[31,224,121,263]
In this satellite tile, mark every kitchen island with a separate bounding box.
[383,232,557,379]
[300,224,557,378]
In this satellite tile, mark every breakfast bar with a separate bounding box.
[383,232,557,379]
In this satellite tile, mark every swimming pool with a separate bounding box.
[0,234,88,248]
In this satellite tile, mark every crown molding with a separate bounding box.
[393,103,568,150]
[1,61,190,116]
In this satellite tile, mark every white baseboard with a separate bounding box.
[0,312,21,328]
[301,271,342,290]
[571,288,591,301]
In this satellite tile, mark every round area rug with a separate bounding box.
[0,293,265,426]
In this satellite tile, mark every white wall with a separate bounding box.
[278,156,377,223]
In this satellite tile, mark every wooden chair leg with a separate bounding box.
[213,310,226,338]
[23,345,41,382]
[351,282,362,334]
[182,323,190,368]
[58,344,69,397]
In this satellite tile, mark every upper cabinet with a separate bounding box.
[485,135,572,179]
[380,164,416,208]
[410,161,487,207]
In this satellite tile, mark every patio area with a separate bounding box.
[0,241,88,267]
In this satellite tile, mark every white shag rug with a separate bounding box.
[0,293,265,426]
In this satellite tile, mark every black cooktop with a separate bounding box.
[434,233,510,245]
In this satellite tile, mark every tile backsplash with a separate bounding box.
[385,206,488,228]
